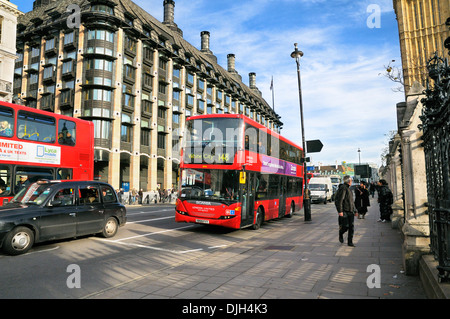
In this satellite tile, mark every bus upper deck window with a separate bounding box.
[0,106,14,138]
[58,120,76,146]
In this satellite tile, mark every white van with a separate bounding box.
[308,177,333,204]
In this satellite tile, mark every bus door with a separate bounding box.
[240,171,256,227]
[279,176,287,218]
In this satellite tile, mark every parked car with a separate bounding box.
[0,180,126,255]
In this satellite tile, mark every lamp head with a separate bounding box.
[291,43,304,59]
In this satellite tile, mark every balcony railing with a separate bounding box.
[0,79,12,97]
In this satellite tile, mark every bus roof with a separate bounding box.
[0,101,93,125]
[185,114,303,152]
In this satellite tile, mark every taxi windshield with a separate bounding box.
[11,182,56,205]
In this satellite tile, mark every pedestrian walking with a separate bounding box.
[369,182,376,198]
[131,188,137,205]
[355,181,370,219]
[118,188,124,203]
[334,175,357,247]
[377,179,393,222]
[138,189,143,204]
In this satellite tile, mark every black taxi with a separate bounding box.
[0,180,126,255]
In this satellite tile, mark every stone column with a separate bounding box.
[399,84,430,275]
[109,28,123,189]
[130,39,143,191]
[391,134,404,229]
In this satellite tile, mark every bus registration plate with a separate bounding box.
[196,219,209,224]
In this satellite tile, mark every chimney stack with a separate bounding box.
[200,31,217,63]
[249,72,262,96]
[227,54,236,73]
[163,0,175,25]
[249,72,256,89]
[163,0,183,36]
[201,31,211,53]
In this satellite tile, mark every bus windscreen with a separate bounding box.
[183,118,242,165]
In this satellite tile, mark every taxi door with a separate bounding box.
[76,184,105,236]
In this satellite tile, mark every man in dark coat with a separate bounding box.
[355,181,370,219]
[377,179,393,222]
[335,175,357,246]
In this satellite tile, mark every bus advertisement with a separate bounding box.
[0,101,94,205]
[175,114,305,230]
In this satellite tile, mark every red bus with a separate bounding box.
[0,101,94,205]
[175,114,304,229]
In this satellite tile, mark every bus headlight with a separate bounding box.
[219,215,236,220]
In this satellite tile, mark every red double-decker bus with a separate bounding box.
[0,101,94,205]
[175,114,304,230]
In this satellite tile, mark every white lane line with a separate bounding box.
[101,240,227,254]
[208,245,228,249]
[109,225,195,242]
[127,216,174,224]
[0,246,61,258]
[127,208,174,216]
[110,241,204,254]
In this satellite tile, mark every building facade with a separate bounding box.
[386,1,449,275]
[393,0,449,92]
[14,0,282,192]
[0,0,22,102]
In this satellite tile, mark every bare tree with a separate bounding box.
[380,60,405,92]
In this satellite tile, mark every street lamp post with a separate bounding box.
[291,43,311,222]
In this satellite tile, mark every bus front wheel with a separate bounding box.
[252,208,263,230]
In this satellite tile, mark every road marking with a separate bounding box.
[0,246,60,258]
[111,241,204,254]
[208,245,228,249]
[101,240,227,254]
[127,216,174,224]
[95,225,229,254]
[126,208,174,216]
[107,225,195,242]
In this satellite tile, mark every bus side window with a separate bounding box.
[0,105,14,138]
[58,120,76,146]
[57,168,72,180]
[17,111,56,144]
[0,165,11,196]
[0,120,13,137]
[18,125,25,138]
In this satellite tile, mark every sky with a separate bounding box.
[16,0,403,168]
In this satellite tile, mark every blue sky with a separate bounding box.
[16,0,402,168]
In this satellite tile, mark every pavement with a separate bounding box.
[84,196,431,302]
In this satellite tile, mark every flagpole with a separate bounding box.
[270,76,275,111]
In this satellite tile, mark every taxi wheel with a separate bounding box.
[101,217,118,238]
[3,226,34,255]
